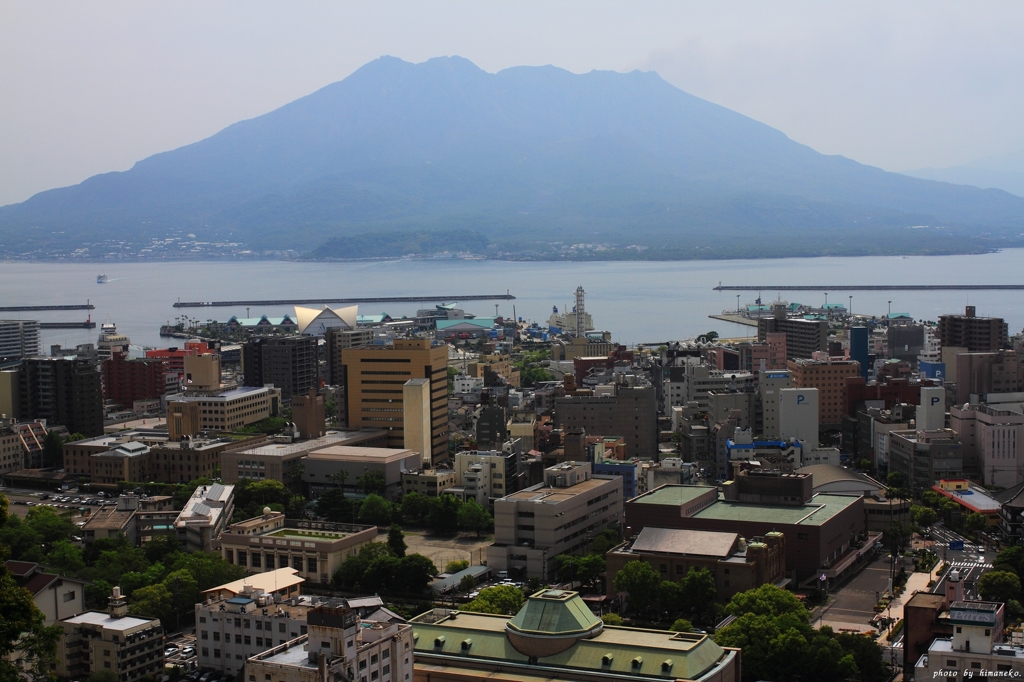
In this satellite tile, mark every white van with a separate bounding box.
[497,570,508,580]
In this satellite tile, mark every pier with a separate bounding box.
[0,303,95,312]
[713,284,1024,291]
[173,294,516,308]
[39,321,97,329]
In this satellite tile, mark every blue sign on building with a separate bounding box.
[920,361,946,380]
[949,540,964,551]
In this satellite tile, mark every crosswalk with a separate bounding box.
[949,560,993,569]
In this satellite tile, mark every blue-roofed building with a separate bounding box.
[436,317,500,340]
[226,314,297,331]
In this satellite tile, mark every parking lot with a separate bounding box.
[164,630,198,673]
[1,487,114,518]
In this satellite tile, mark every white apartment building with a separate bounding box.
[758,370,794,440]
[245,605,414,682]
[667,364,753,411]
[167,386,272,432]
[952,403,1024,488]
[197,569,315,676]
[0,320,40,359]
[174,482,235,552]
[487,461,622,580]
[915,599,1024,679]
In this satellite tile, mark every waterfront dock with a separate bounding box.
[708,313,758,327]
[173,294,516,308]
[713,284,1024,291]
[0,303,95,311]
[39,320,97,329]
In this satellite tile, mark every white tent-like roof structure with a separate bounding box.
[294,305,358,335]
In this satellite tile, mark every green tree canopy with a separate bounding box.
[130,583,175,626]
[979,570,1021,604]
[399,493,432,525]
[994,546,1024,577]
[726,584,809,620]
[427,495,462,535]
[601,613,624,626]
[456,499,492,537]
[358,494,393,527]
[681,566,717,623]
[394,554,437,593]
[25,505,77,551]
[459,574,477,593]
[387,525,407,558]
[670,618,694,632]
[445,560,469,573]
[358,470,387,496]
[612,560,661,613]
[44,540,85,577]
[462,585,525,615]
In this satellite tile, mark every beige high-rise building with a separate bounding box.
[292,388,326,440]
[184,352,221,390]
[342,339,449,465]
[403,378,431,464]
[167,401,201,440]
[0,369,19,418]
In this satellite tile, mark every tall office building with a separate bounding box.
[242,336,318,402]
[938,306,1009,352]
[341,339,448,465]
[18,357,103,437]
[324,328,374,385]
[756,305,828,360]
[0,320,40,361]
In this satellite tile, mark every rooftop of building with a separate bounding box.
[411,590,730,681]
[82,506,136,531]
[202,567,303,599]
[63,610,157,631]
[174,386,269,402]
[504,477,615,503]
[795,464,883,489]
[620,528,739,558]
[235,430,385,458]
[932,483,1002,513]
[629,485,717,507]
[305,445,417,463]
[175,483,234,529]
[691,493,860,527]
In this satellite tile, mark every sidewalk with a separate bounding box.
[876,561,945,645]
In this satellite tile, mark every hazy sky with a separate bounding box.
[3,1,1024,206]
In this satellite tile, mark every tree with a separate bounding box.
[41,430,64,468]
[358,470,387,496]
[658,581,686,614]
[670,618,694,632]
[681,567,717,624]
[886,471,905,489]
[457,499,492,537]
[44,539,85,577]
[0,568,60,682]
[979,570,1021,604]
[459,575,477,593]
[911,505,937,528]
[994,546,1024,577]
[725,584,808,620]
[921,490,942,509]
[162,568,201,631]
[360,556,401,593]
[427,495,461,535]
[130,583,175,625]
[387,525,407,558]
[462,585,525,615]
[399,493,432,526]
[167,551,246,591]
[445,560,469,573]
[0,514,44,562]
[612,560,661,614]
[25,505,76,551]
[144,534,182,564]
[316,486,352,523]
[964,512,987,535]
[358,494,393,527]
[602,613,624,626]
[394,554,437,593]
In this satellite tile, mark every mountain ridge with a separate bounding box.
[4,55,1024,260]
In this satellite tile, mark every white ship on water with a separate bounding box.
[97,274,108,283]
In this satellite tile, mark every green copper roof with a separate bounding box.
[506,590,602,636]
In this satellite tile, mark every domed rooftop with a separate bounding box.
[505,589,603,657]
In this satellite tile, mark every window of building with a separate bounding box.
[382,650,389,659]
[371,655,378,664]
[215,650,221,658]
[360,661,367,670]
[279,623,286,633]
[105,662,111,669]
[199,617,207,624]
[279,556,289,569]
[244,636,251,645]
[946,660,957,667]
[235,618,242,627]
[213,632,220,641]
[371,673,378,680]
[63,591,76,602]
[201,631,208,640]
[293,556,303,571]
[202,648,209,657]
[251,554,261,568]
[244,619,251,629]
[256,622,262,631]
[797,533,808,541]
[256,638,263,646]
[307,558,317,573]
[300,626,307,635]
[235,634,241,644]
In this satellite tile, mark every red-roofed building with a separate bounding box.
[932,479,1002,526]
[4,560,87,625]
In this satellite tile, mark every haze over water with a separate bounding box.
[5,250,1024,351]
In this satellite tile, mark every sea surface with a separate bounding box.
[3,251,1024,351]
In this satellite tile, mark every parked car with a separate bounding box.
[182,647,195,658]
[165,646,179,656]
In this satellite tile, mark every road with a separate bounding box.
[927,525,993,600]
